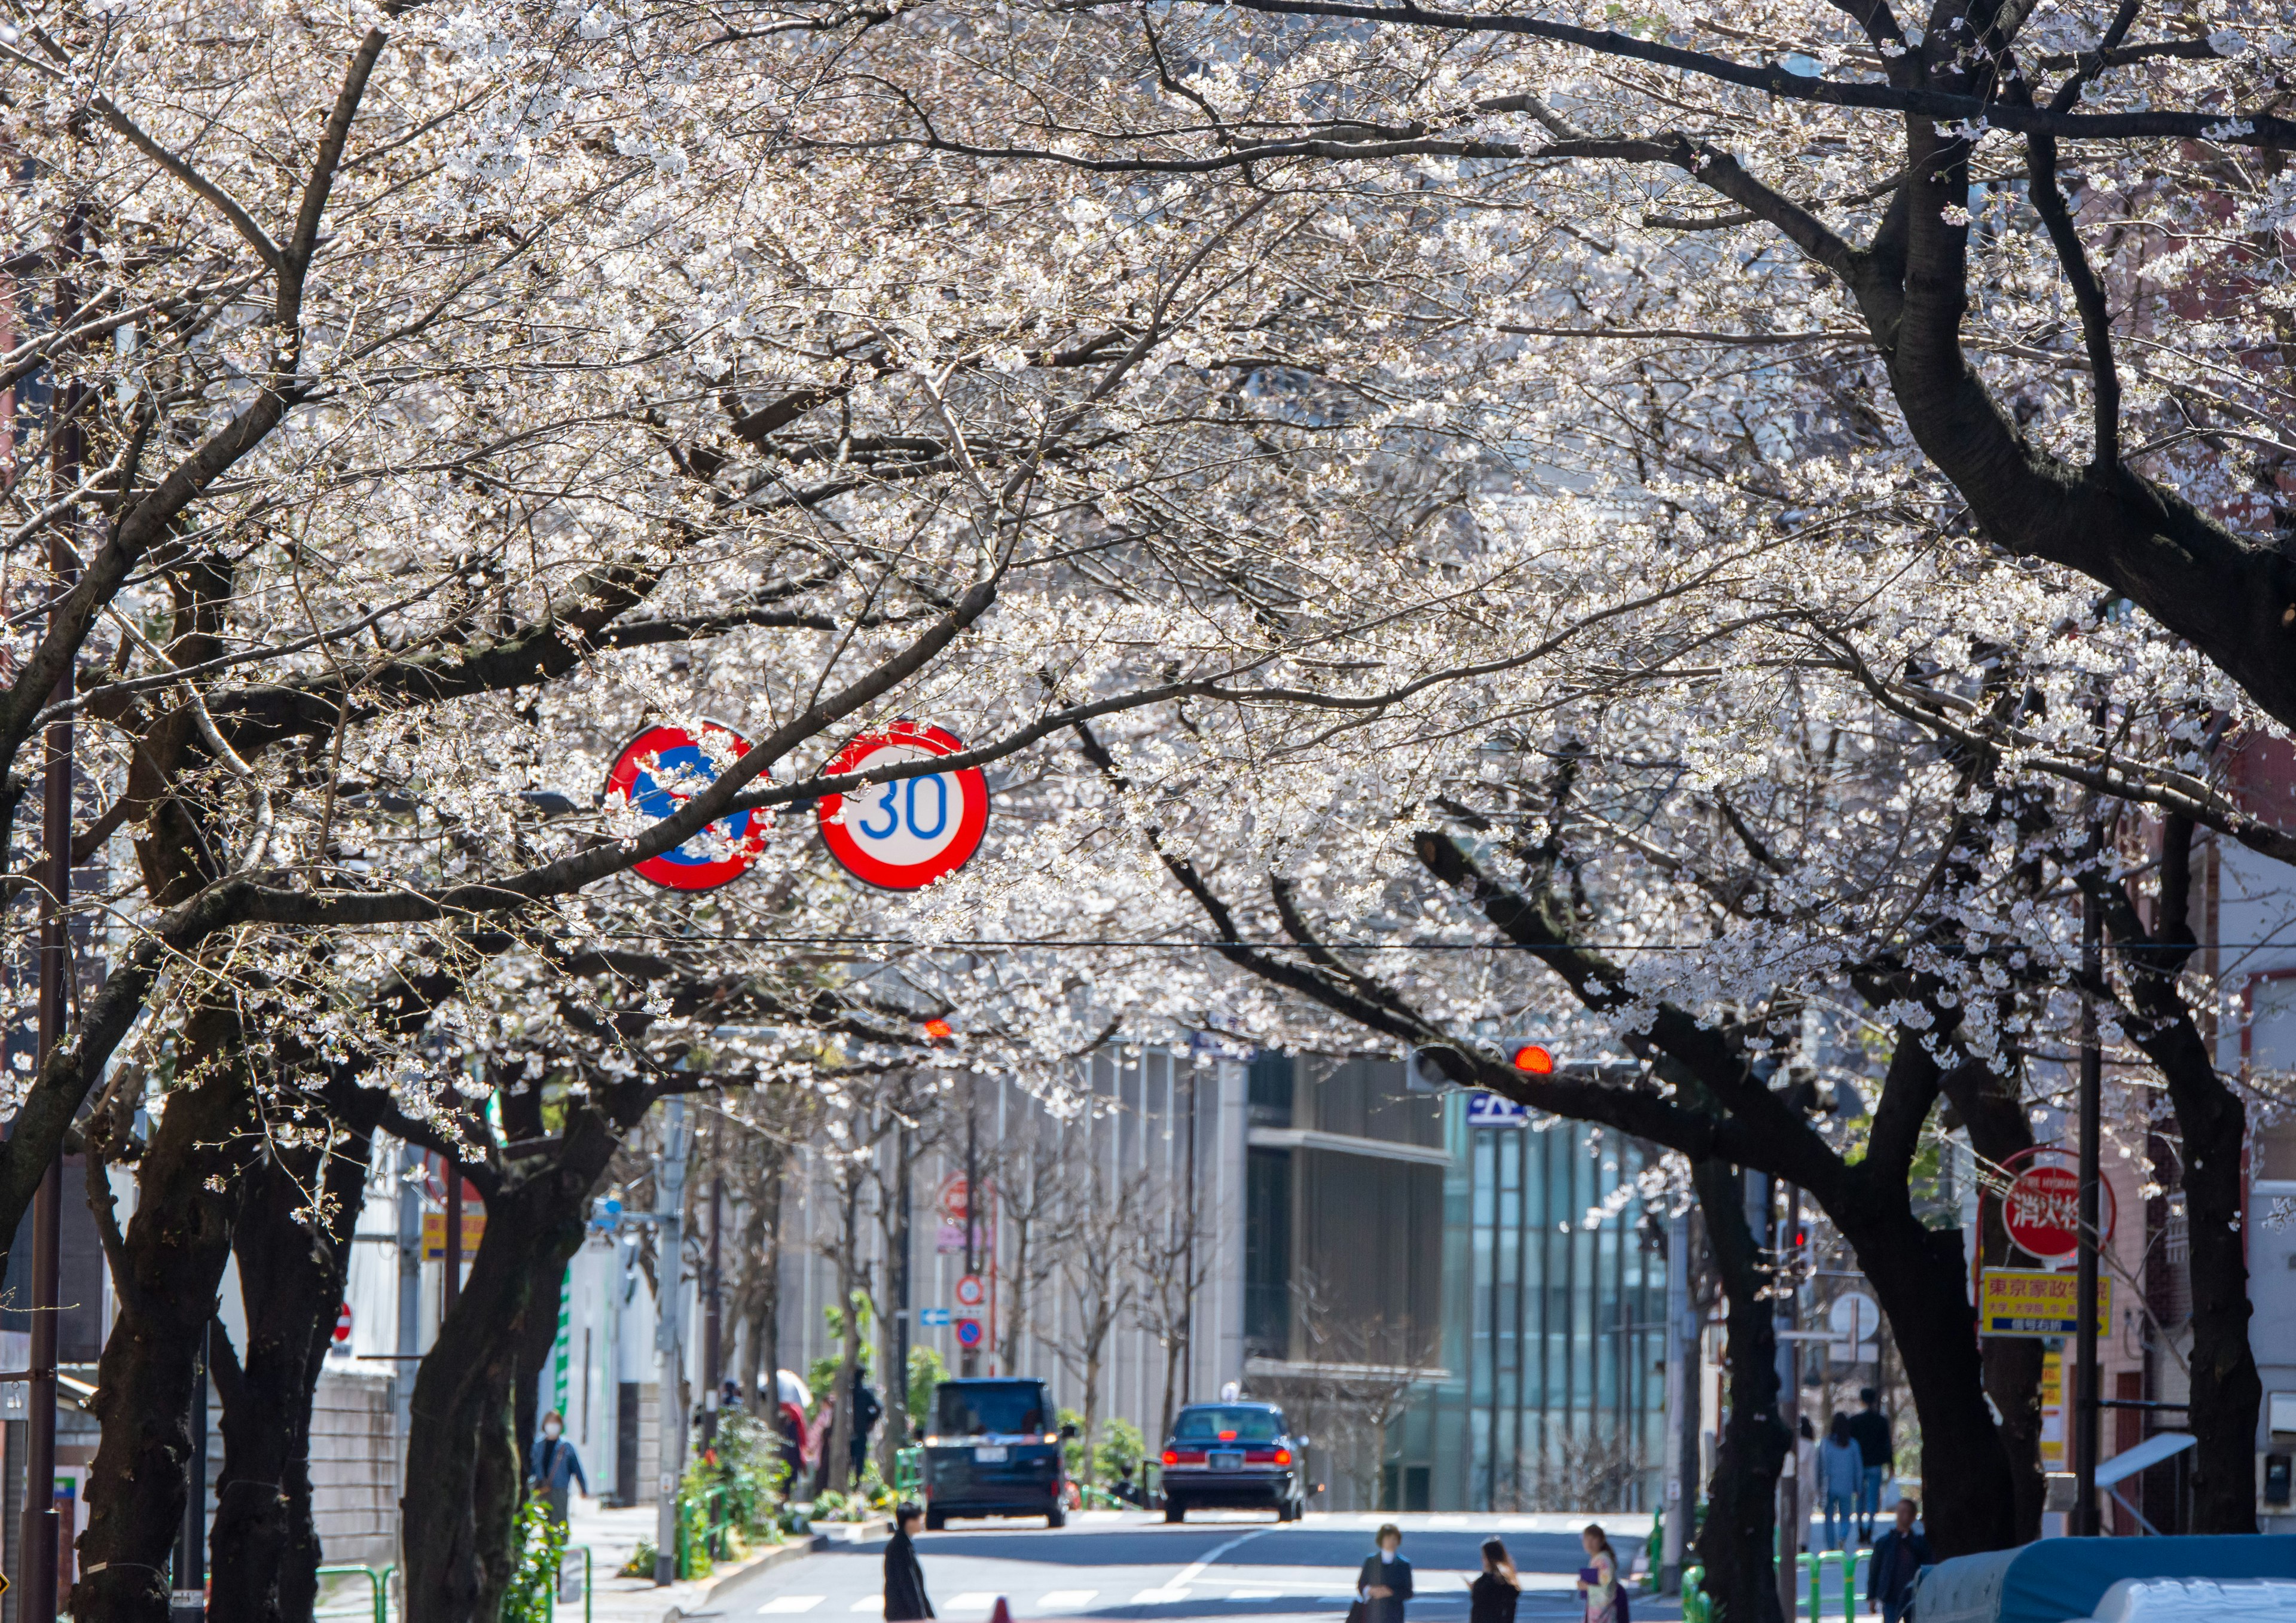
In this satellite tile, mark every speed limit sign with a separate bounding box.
[816,722,989,890]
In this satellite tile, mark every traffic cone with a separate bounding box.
[989,1599,1013,1623]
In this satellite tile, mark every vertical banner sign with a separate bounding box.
[603,722,767,890]
[817,722,990,890]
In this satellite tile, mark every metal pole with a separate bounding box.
[1661,1209,1692,1593]
[169,1323,208,1620]
[444,1157,463,1320]
[23,237,84,1623]
[893,1122,911,1447]
[702,1169,721,1448]
[2072,891,2104,1536]
[654,1101,691,1586]
[1776,1182,1802,1620]
[961,1086,979,1377]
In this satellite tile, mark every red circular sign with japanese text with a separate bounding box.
[602,722,768,890]
[2003,1157,2116,1261]
[816,722,989,891]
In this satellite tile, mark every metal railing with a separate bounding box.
[1680,1563,1708,1623]
[894,1446,922,1496]
[313,1563,388,1623]
[1796,1550,1863,1623]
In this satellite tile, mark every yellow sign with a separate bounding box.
[2040,1348,2063,1468]
[422,1211,487,1261]
[1979,1267,2109,1338]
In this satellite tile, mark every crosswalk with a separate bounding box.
[767,1588,1379,1616]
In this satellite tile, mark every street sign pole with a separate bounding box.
[961,1086,979,1377]
[654,1101,692,1585]
[2072,892,2103,1536]
[894,1123,912,1450]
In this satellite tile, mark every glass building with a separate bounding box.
[1241,1053,1668,1512]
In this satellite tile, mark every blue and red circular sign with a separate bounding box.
[954,1316,984,1349]
[816,722,989,891]
[603,722,767,890]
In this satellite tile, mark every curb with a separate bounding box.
[661,1519,890,1621]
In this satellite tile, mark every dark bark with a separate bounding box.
[206,1114,368,1623]
[2079,820,2261,1533]
[738,1150,785,1410]
[1690,1157,1786,1623]
[71,1009,257,1623]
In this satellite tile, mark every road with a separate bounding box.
[712,1511,1680,1623]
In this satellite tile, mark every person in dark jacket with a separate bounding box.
[1865,1499,1929,1623]
[853,1376,885,1481]
[1356,1524,1413,1623]
[1848,1388,1894,1542]
[1468,1538,1519,1623]
[886,1503,935,1621]
[529,1410,588,1524]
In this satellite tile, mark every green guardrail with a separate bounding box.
[1680,1563,1708,1623]
[315,1562,387,1623]
[894,1445,922,1497]
[1795,1550,1863,1623]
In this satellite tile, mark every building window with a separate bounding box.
[1248,1052,1295,1129]
[1245,1148,1292,1358]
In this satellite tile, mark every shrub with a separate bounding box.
[501,1497,569,1621]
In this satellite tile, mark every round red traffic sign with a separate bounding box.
[816,722,988,891]
[955,1317,984,1349]
[603,722,767,890]
[2003,1158,2115,1261]
[334,1303,353,1345]
[955,1273,986,1309]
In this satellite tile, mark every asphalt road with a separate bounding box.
[711,1511,1679,1623]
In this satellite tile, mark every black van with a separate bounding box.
[920,1377,1074,1529]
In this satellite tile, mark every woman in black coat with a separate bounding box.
[885,1504,935,1622]
[1355,1524,1413,1623]
[1468,1539,1519,1623]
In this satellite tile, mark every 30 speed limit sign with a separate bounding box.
[816,722,990,890]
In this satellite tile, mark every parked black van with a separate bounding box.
[920,1377,1074,1529]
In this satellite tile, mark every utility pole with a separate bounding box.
[893,1120,912,1446]
[653,1100,693,1585]
[702,1167,722,1448]
[2072,887,2104,1536]
[170,1325,208,1622]
[25,224,85,1623]
[1775,1182,1802,1621]
[1660,1208,1693,1593]
[961,1083,979,1377]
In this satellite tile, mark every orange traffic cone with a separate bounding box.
[988,1598,1014,1623]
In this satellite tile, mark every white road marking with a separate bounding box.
[759,1599,825,1615]
[1171,1525,1277,1588]
[947,1595,1002,1611]
[1038,1591,1100,1609]
[1131,1590,1192,1604]
[851,1598,884,1612]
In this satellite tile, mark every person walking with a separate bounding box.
[886,1502,936,1621]
[1576,1525,1621,1623]
[853,1374,884,1482]
[1355,1524,1413,1623]
[1469,1538,1521,1623]
[1819,1413,1865,1552]
[1865,1499,1929,1623]
[528,1410,588,1525]
[1848,1387,1894,1543]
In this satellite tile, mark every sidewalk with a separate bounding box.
[558,1497,888,1623]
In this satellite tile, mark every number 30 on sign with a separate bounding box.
[816,722,990,890]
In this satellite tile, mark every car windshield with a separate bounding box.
[936,1383,1048,1437]
[1173,1407,1283,1442]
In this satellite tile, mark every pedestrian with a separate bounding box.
[528,1409,588,1525]
[1865,1499,1929,1623]
[886,1502,936,1621]
[1848,1387,1894,1543]
[1575,1524,1620,1623]
[853,1374,884,1482]
[1819,1413,1864,1552]
[1469,1538,1520,1623]
[1355,1523,1413,1623]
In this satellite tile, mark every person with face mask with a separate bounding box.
[530,1410,590,1524]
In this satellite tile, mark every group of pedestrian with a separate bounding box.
[1803,1387,1897,1551]
[1461,1526,1623,1623]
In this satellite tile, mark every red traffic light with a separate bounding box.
[1512,1044,1555,1074]
[924,1018,953,1040]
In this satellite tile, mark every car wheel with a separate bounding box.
[1049,1503,1068,1529]
[925,1509,947,1532]
[1165,1499,1186,1524]
[1273,1500,1291,1523]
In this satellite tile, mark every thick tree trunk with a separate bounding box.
[740,1153,784,1410]
[400,1157,594,1623]
[1689,1158,1786,1623]
[71,1014,256,1623]
[207,1120,367,1623]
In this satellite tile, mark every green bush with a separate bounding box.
[908,1346,947,1434]
[619,1536,658,1581]
[1095,1419,1146,1486]
[500,1497,568,1621]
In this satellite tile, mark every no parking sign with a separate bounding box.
[817,722,990,890]
[602,722,768,890]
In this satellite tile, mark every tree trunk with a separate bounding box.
[72,1012,255,1623]
[1689,1158,1787,1623]
[207,1118,367,1623]
[825,1182,863,1493]
[741,1156,783,1411]
[399,1157,593,1623]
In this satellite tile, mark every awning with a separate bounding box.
[2096,1434,2196,1491]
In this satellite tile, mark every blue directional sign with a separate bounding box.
[1465,1092,1532,1127]
[920,1307,952,1327]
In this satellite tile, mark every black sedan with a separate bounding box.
[1158,1402,1306,1522]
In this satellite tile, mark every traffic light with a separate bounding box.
[1510,1043,1555,1074]
[1406,1038,1558,1091]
